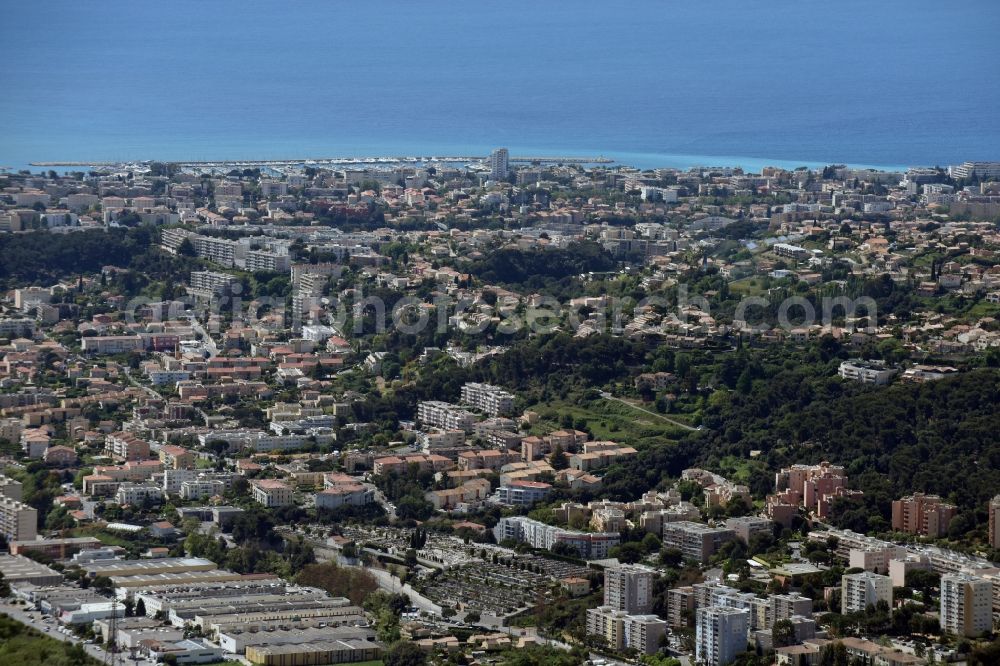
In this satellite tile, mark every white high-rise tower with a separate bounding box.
[489,147,509,181]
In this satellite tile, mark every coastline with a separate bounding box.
[2,147,916,175]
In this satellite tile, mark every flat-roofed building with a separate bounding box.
[950,161,1000,180]
[180,479,226,501]
[841,571,892,614]
[218,625,374,655]
[940,573,992,637]
[9,536,103,560]
[770,592,813,625]
[417,400,477,432]
[586,606,667,656]
[188,270,241,299]
[0,553,63,586]
[245,637,382,666]
[604,564,655,614]
[0,474,24,501]
[725,516,774,544]
[460,382,515,416]
[81,335,145,355]
[662,521,736,564]
[892,493,957,538]
[0,495,37,542]
[666,586,696,627]
[838,360,897,385]
[82,557,216,579]
[492,515,618,559]
[111,569,266,589]
[696,606,749,666]
[990,495,1000,550]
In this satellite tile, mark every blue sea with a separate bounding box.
[1,0,998,172]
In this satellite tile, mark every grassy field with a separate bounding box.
[961,300,1000,320]
[0,613,101,666]
[528,396,690,449]
[727,277,768,296]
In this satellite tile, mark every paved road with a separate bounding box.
[0,601,122,664]
[122,367,163,401]
[1,600,230,666]
[366,567,441,615]
[373,488,397,521]
[599,392,699,431]
[187,316,219,357]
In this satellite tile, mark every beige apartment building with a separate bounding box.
[252,479,293,507]
[0,495,38,542]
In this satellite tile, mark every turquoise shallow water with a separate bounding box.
[1,0,998,171]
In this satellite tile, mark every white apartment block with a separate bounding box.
[214,182,243,198]
[158,469,200,495]
[188,270,241,298]
[259,180,288,196]
[770,592,814,625]
[662,521,737,564]
[244,249,291,273]
[162,229,237,267]
[0,495,37,542]
[696,583,770,632]
[417,401,477,432]
[14,287,51,311]
[841,571,893,614]
[604,564,655,614]
[492,515,619,560]
[460,382,515,416]
[838,360,897,385]
[0,318,36,338]
[489,148,509,181]
[115,483,164,506]
[180,479,226,500]
[696,606,749,666]
[950,161,1000,180]
[148,370,191,386]
[418,429,466,450]
[82,335,145,355]
[193,235,238,267]
[940,573,992,637]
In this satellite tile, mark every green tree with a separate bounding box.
[549,444,568,470]
[92,576,113,594]
[610,541,645,564]
[383,641,427,666]
[773,618,796,648]
[641,531,662,554]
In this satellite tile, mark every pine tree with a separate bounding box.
[550,444,568,470]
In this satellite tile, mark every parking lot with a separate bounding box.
[417,552,593,616]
